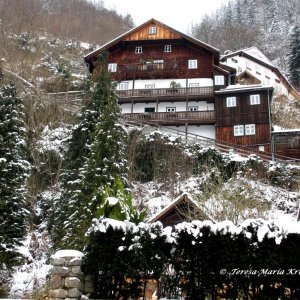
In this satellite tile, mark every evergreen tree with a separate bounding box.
[52,52,129,250]
[288,25,300,89]
[0,83,30,267]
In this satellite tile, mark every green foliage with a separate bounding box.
[51,52,128,250]
[96,177,146,224]
[0,83,30,268]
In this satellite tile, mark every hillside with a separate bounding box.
[1,1,300,298]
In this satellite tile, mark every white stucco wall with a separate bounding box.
[159,125,215,140]
[223,56,289,97]
[116,78,213,90]
[120,101,214,113]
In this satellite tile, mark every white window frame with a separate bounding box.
[189,83,199,87]
[164,45,172,52]
[245,124,256,135]
[188,106,198,111]
[226,96,236,107]
[135,46,143,54]
[214,75,225,86]
[250,94,260,105]
[188,59,198,69]
[166,107,176,112]
[145,84,155,89]
[149,26,157,34]
[234,125,244,136]
[118,82,129,90]
[108,63,117,72]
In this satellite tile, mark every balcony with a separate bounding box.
[116,86,214,103]
[122,110,216,125]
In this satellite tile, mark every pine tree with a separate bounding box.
[288,25,300,89]
[0,83,30,267]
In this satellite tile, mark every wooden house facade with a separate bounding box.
[84,19,300,161]
[215,85,273,153]
[272,130,300,160]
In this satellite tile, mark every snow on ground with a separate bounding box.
[10,230,52,298]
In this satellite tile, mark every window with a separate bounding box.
[118,82,129,90]
[259,145,265,152]
[149,26,157,34]
[145,84,155,89]
[189,83,199,87]
[214,75,225,85]
[189,106,198,111]
[250,94,260,105]
[108,63,117,72]
[245,124,256,135]
[255,65,261,75]
[164,45,172,52]
[188,59,198,69]
[166,107,176,112]
[145,107,155,112]
[135,46,142,54]
[234,125,244,136]
[275,78,281,84]
[226,96,236,107]
[231,58,238,63]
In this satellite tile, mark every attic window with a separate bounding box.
[231,58,238,63]
[135,46,143,54]
[149,26,157,34]
[164,45,172,52]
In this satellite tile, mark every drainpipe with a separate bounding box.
[267,89,274,161]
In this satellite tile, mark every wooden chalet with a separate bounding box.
[84,19,300,162]
[84,18,230,140]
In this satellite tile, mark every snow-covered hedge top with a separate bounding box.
[87,218,300,245]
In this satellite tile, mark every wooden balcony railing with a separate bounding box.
[116,86,214,98]
[123,110,215,124]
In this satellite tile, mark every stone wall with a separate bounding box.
[49,250,93,300]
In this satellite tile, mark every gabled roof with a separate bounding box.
[148,193,208,225]
[221,47,274,69]
[221,47,300,100]
[84,18,220,65]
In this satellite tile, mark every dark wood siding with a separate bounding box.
[215,90,270,126]
[273,132,300,160]
[216,124,271,153]
[107,41,214,80]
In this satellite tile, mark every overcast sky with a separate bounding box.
[102,0,230,33]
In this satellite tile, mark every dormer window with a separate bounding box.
[149,26,157,34]
[135,46,142,54]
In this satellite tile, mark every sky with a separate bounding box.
[101,0,230,34]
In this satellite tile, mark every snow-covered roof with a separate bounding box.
[221,46,274,68]
[215,84,273,94]
[148,192,203,224]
